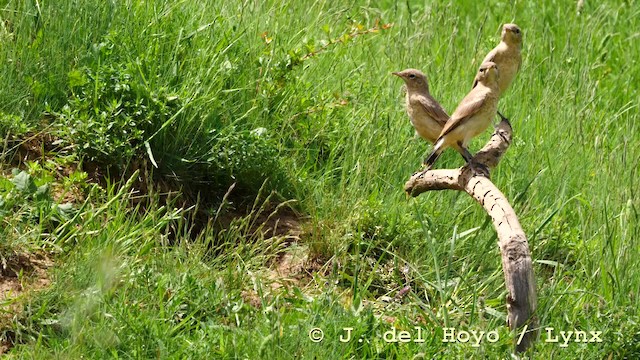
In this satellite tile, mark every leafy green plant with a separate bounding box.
[0,168,76,276]
[53,60,181,167]
[0,169,74,229]
[0,113,29,137]
[204,126,288,194]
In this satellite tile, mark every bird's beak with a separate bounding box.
[391,72,401,77]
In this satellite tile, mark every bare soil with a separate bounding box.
[0,251,53,354]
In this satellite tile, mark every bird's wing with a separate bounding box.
[417,95,449,125]
[439,90,486,137]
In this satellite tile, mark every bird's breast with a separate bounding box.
[471,95,497,133]
[496,52,521,94]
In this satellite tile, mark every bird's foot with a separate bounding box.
[466,161,490,178]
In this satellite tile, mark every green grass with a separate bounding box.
[1,0,639,358]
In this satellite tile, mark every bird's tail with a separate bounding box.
[423,138,445,170]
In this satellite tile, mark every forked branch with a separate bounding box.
[404,119,538,352]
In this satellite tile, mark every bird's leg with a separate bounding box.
[460,145,474,164]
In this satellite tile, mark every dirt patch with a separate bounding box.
[267,242,326,292]
[4,131,60,164]
[253,210,330,289]
[253,209,303,242]
[239,244,313,309]
[0,251,53,355]
[1,131,77,179]
[1,252,52,279]
[268,244,309,289]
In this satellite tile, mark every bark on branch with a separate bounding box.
[404,119,538,352]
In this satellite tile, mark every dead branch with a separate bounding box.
[404,119,538,352]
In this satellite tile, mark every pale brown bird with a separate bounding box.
[477,23,522,120]
[478,23,522,95]
[423,62,500,174]
[392,69,449,143]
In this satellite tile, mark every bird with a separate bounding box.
[392,69,449,143]
[422,62,500,174]
[476,23,522,120]
[392,69,472,166]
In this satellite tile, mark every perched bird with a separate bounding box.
[392,69,449,143]
[423,62,500,174]
[476,23,522,120]
[477,23,522,95]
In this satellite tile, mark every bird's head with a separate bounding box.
[392,69,429,92]
[475,61,499,87]
[501,23,522,46]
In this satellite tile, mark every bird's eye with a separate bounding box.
[408,74,416,79]
[514,28,520,34]
[480,68,485,73]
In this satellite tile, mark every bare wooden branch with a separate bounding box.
[404,119,538,352]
